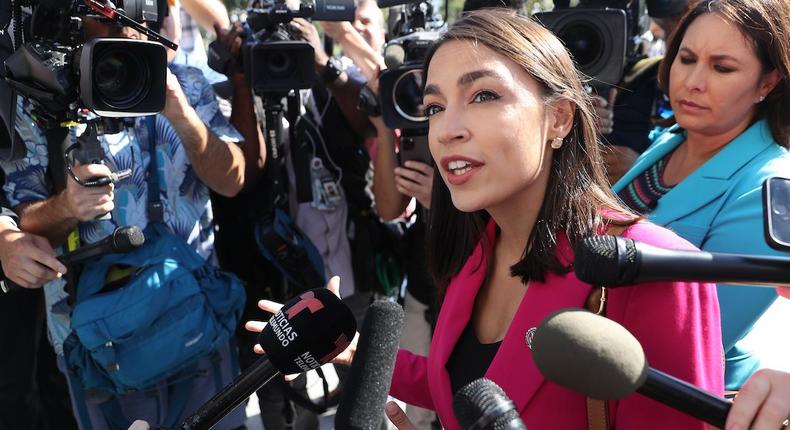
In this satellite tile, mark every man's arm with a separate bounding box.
[180,0,230,32]
[291,19,372,136]
[320,21,385,82]
[15,163,115,245]
[215,23,267,189]
[162,70,246,197]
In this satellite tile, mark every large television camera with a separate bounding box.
[0,0,175,163]
[377,0,444,131]
[209,0,355,95]
[534,0,648,89]
[5,0,172,121]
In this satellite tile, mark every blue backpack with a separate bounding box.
[63,223,245,394]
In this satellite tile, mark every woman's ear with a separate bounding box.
[759,69,781,99]
[546,98,575,141]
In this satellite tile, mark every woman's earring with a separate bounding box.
[551,137,563,149]
[757,95,766,103]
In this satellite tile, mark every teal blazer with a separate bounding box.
[613,119,790,390]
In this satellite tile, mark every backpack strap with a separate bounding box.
[144,116,164,224]
[583,223,629,430]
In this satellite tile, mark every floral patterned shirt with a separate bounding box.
[2,63,242,354]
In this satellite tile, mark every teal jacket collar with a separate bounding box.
[612,119,776,226]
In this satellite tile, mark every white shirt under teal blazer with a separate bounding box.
[613,119,790,391]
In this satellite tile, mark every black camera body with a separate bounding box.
[377,1,444,131]
[212,0,354,95]
[5,0,167,119]
[534,0,647,88]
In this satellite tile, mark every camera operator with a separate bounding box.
[597,0,690,183]
[173,0,232,84]
[318,0,387,82]
[0,9,263,428]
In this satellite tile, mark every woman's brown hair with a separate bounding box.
[423,9,638,295]
[657,0,790,147]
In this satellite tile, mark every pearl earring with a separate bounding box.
[551,137,563,149]
[757,95,766,103]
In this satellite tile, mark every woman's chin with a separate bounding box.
[450,194,486,213]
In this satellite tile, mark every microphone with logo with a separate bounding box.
[179,288,357,430]
[574,235,790,288]
[0,226,145,294]
[453,378,527,430]
[531,309,731,428]
[334,300,405,430]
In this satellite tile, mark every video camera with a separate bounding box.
[209,0,354,95]
[377,0,444,131]
[534,0,648,89]
[0,0,176,161]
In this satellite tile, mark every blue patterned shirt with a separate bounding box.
[2,63,242,354]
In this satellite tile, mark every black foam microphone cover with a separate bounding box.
[453,378,526,430]
[335,300,405,429]
[258,288,357,374]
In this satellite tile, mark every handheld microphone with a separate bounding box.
[335,300,405,430]
[531,309,731,428]
[180,288,357,430]
[59,226,145,266]
[1,226,144,294]
[574,235,790,288]
[453,378,527,430]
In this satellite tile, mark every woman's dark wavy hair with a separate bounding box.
[423,9,638,296]
[657,0,790,147]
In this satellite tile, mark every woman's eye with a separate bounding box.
[714,65,735,73]
[472,91,499,103]
[424,104,443,117]
[679,56,695,65]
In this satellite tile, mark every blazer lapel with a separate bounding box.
[650,120,774,226]
[485,237,592,415]
[429,221,494,426]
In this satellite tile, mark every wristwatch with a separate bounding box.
[321,57,343,85]
[357,83,381,117]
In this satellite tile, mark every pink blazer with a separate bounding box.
[390,220,724,430]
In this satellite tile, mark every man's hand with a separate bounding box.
[0,223,66,288]
[289,18,329,69]
[706,369,790,430]
[592,88,617,136]
[318,21,350,40]
[386,401,417,430]
[394,161,434,209]
[63,163,115,221]
[162,69,192,121]
[213,22,244,61]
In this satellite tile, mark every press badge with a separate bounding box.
[310,157,342,211]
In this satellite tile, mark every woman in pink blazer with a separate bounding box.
[388,9,722,429]
[250,9,724,430]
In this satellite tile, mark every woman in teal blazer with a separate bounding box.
[613,0,790,391]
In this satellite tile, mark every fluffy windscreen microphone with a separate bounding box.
[335,300,405,430]
[180,288,357,430]
[531,309,731,427]
[453,378,527,430]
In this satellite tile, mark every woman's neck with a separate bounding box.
[487,172,550,263]
[684,117,754,161]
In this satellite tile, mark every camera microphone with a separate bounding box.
[531,309,731,428]
[180,288,357,430]
[574,235,790,288]
[59,226,144,266]
[453,378,527,430]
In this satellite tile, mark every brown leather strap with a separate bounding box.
[582,221,626,430]
[586,397,610,430]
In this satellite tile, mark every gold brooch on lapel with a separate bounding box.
[525,327,537,350]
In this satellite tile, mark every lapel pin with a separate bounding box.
[525,327,537,350]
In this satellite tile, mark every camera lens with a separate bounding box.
[266,51,293,77]
[393,68,426,123]
[94,47,150,110]
[559,22,604,70]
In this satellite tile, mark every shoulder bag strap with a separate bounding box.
[583,223,629,430]
[145,116,164,224]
